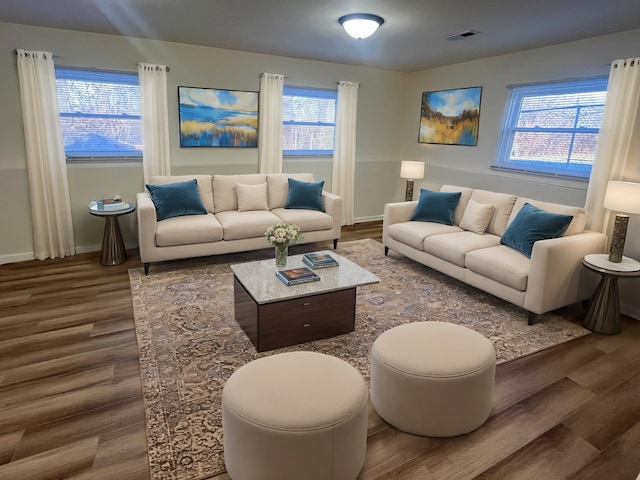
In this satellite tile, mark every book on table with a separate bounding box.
[302,253,339,269]
[89,200,130,211]
[275,267,321,286]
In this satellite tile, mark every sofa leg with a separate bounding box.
[384,246,389,256]
[527,312,538,325]
[144,263,150,276]
[333,239,338,249]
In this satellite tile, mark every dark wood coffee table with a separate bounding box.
[231,251,380,352]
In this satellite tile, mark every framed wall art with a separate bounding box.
[418,86,482,146]
[178,86,258,147]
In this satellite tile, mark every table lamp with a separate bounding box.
[400,161,425,201]
[603,180,640,262]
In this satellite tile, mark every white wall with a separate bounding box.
[401,29,640,318]
[1,21,639,317]
[0,21,406,261]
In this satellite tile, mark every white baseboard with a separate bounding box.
[353,215,383,223]
[621,302,640,321]
[0,252,36,265]
[1,242,138,265]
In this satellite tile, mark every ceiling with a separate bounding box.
[1,0,640,72]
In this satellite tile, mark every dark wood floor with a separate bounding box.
[1,221,639,480]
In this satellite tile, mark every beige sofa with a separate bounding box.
[137,173,342,274]
[383,185,607,323]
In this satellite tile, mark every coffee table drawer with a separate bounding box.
[257,288,356,351]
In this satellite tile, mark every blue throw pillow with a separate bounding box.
[410,189,461,225]
[145,179,208,221]
[285,178,324,211]
[500,203,573,258]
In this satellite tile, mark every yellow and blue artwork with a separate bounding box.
[418,86,481,146]
[179,86,258,147]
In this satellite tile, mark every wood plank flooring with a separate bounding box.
[1,221,639,480]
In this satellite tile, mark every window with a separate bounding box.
[55,68,142,159]
[495,77,608,179]
[282,86,337,156]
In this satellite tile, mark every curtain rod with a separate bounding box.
[13,51,171,71]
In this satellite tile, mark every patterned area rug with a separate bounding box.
[129,238,590,480]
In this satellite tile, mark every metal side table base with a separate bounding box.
[101,216,127,266]
[582,275,621,335]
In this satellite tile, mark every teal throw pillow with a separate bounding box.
[410,189,461,225]
[145,179,208,221]
[285,178,324,211]
[500,203,573,258]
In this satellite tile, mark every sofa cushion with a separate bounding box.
[469,190,517,236]
[213,174,267,213]
[216,210,283,241]
[465,245,530,291]
[149,174,214,213]
[267,173,315,209]
[440,185,474,226]
[388,222,463,251]
[424,231,502,267]
[286,178,324,211]
[500,203,573,258]
[459,199,495,234]
[509,197,587,236]
[411,189,461,225]
[155,213,223,247]
[271,207,334,232]
[236,182,269,212]
[146,179,208,221]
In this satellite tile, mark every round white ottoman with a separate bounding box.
[370,321,495,437]
[222,351,368,480]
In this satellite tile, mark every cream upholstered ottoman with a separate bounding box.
[222,351,368,480]
[370,321,495,437]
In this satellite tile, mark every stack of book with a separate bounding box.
[275,267,321,286]
[302,253,339,269]
[90,196,130,211]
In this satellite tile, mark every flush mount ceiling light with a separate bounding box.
[339,13,384,39]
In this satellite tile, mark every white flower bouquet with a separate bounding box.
[265,223,303,246]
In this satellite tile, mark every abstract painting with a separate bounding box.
[178,86,258,147]
[418,86,482,146]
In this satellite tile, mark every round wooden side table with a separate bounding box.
[89,203,136,266]
[581,254,640,334]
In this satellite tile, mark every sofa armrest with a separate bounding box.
[136,192,158,263]
[383,201,417,243]
[322,191,344,232]
[524,230,607,314]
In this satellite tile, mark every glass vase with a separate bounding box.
[275,243,289,267]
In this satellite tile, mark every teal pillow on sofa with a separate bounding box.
[410,189,461,225]
[285,178,324,211]
[145,179,208,221]
[500,203,573,258]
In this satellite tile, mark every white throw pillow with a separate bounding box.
[236,183,269,212]
[460,199,494,234]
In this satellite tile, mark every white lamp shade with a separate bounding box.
[603,181,640,214]
[339,14,384,39]
[400,161,425,180]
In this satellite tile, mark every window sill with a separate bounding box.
[490,165,590,182]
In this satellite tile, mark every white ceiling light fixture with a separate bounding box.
[339,13,384,39]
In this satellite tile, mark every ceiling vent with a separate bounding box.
[445,30,481,41]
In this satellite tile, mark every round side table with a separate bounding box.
[581,254,640,334]
[89,203,136,266]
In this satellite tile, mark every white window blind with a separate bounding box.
[283,86,337,156]
[55,68,142,159]
[495,77,608,179]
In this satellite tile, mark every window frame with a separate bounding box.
[282,85,337,157]
[55,67,142,161]
[494,76,608,180]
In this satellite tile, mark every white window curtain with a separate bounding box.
[258,73,284,174]
[585,58,640,233]
[16,49,75,260]
[332,81,359,226]
[139,63,171,184]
